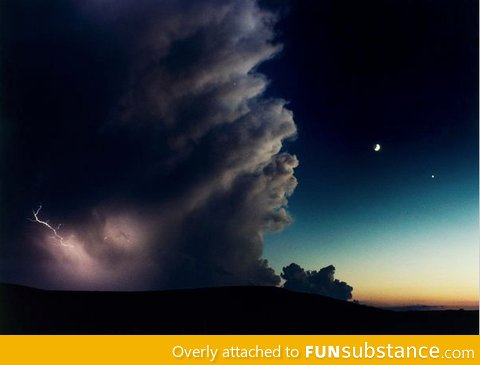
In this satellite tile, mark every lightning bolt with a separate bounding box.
[29,205,73,247]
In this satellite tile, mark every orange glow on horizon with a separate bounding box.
[353,287,479,309]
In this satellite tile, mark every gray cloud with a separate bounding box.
[9,0,297,290]
[281,263,353,300]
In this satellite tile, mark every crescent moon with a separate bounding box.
[374,144,381,152]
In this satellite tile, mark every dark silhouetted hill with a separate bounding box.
[0,283,477,334]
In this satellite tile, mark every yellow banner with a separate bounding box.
[1,335,479,365]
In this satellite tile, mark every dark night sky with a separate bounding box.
[262,0,478,306]
[0,0,478,307]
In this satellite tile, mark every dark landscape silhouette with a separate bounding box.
[0,283,477,334]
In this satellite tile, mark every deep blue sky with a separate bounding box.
[261,0,478,306]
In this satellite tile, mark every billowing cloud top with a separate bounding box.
[0,0,297,290]
[281,263,353,301]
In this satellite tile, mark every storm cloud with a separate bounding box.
[281,263,353,301]
[0,0,297,289]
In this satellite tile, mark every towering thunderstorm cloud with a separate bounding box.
[0,0,297,289]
